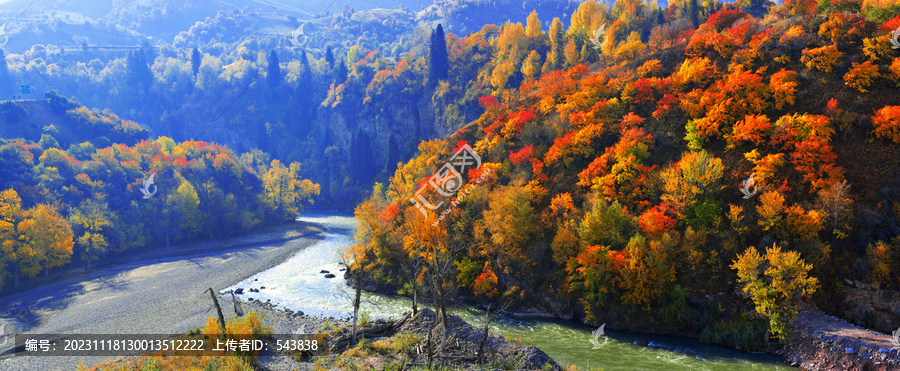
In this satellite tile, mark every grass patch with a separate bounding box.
[699,316,773,352]
[81,312,271,371]
[371,333,420,355]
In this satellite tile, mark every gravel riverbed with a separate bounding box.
[0,223,324,371]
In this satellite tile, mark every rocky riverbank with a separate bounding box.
[779,309,900,370]
[245,298,561,370]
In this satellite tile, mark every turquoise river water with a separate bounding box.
[225,211,796,370]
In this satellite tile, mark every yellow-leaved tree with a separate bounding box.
[521,50,542,82]
[0,189,26,288]
[69,199,112,272]
[731,244,819,338]
[1,190,75,288]
[19,204,74,278]
[756,190,785,231]
[171,178,202,237]
[262,160,321,225]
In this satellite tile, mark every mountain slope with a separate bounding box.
[349,0,900,352]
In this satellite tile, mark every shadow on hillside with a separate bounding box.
[0,224,326,337]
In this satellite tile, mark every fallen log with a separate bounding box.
[329,312,413,351]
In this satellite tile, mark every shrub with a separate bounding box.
[699,317,772,351]
[866,241,893,287]
[872,106,900,143]
[801,45,843,73]
[889,57,900,86]
[843,61,880,92]
[371,333,420,355]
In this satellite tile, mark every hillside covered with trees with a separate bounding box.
[1,0,900,355]
[0,94,319,290]
[349,0,900,351]
[0,0,588,208]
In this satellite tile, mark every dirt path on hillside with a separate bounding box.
[798,310,896,350]
[779,309,900,370]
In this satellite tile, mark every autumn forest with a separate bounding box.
[349,0,900,351]
[0,0,899,356]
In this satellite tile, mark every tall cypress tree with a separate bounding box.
[350,131,376,185]
[689,0,700,28]
[135,49,153,93]
[325,46,335,66]
[384,134,400,176]
[429,24,449,84]
[299,50,311,89]
[140,39,157,65]
[267,50,282,90]
[548,18,565,71]
[126,50,153,94]
[191,48,201,78]
[297,50,311,101]
[334,59,348,84]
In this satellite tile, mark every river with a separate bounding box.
[225,211,795,370]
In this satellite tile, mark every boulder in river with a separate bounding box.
[320,270,330,274]
[324,273,336,278]
[260,286,266,290]
[234,288,243,294]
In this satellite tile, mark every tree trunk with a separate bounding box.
[431,272,441,328]
[85,242,92,272]
[351,282,361,347]
[690,0,700,28]
[412,276,418,316]
[13,263,20,288]
[439,288,448,331]
[477,303,491,364]
[206,288,227,334]
[432,253,449,331]
[277,192,284,226]
[206,183,213,240]
[427,327,433,370]
[165,217,170,249]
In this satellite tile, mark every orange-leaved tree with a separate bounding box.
[568,244,624,323]
[843,61,880,93]
[638,205,676,240]
[756,190,785,232]
[578,125,654,209]
[801,45,843,73]
[618,234,677,306]
[872,105,900,143]
[472,261,499,298]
